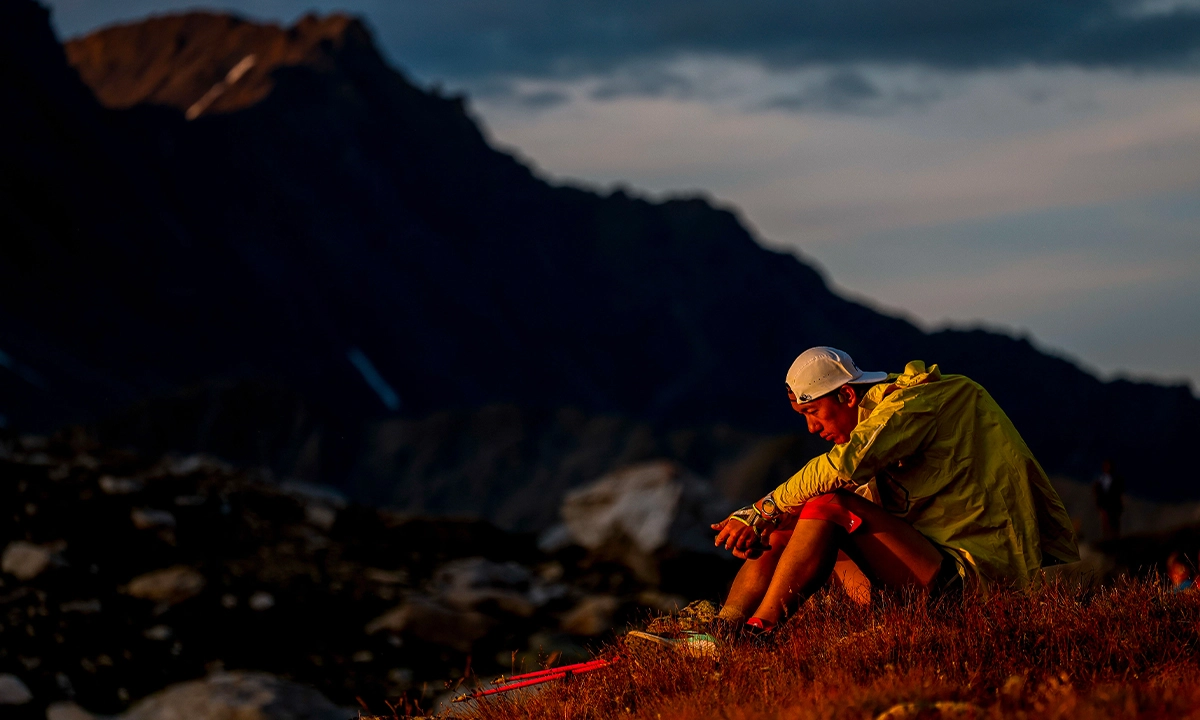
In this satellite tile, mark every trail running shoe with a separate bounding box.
[625,630,720,660]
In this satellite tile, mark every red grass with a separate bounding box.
[454,579,1200,719]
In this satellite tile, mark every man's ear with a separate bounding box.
[842,385,862,408]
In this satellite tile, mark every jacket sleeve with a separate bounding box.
[772,394,938,511]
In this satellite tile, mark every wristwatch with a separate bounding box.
[728,492,784,540]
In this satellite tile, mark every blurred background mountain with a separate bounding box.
[3,0,1199,535]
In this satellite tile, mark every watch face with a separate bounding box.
[761,497,777,515]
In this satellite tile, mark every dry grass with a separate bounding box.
[453,579,1200,719]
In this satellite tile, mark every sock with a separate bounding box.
[745,617,776,634]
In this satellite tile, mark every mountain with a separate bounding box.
[2,2,1197,516]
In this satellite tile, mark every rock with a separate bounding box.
[549,461,736,581]
[0,673,33,704]
[303,504,337,530]
[280,481,346,531]
[557,461,734,555]
[60,599,103,614]
[124,566,206,605]
[2,541,53,580]
[560,595,620,636]
[363,568,407,584]
[46,701,99,720]
[166,455,232,477]
[248,592,275,611]
[99,476,143,495]
[279,481,347,508]
[433,557,540,616]
[366,597,492,652]
[119,671,347,720]
[143,625,173,641]
[131,508,176,530]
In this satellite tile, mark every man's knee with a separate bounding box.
[793,491,866,535]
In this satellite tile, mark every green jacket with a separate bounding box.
[773,360,1080,588]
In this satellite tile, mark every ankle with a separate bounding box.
[716,605,748,624]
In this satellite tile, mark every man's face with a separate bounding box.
[787,386,860,445]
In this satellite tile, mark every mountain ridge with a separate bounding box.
[2,2,1197,510]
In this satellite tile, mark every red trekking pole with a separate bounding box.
[452,658,611,702]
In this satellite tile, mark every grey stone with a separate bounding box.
[302,504,336,531]
[99,476,143,495]
[559,595,620,636]
[550,461,736,581]
[365,597,492,652]
[279,481,347,508]
[46,701,100,720]
[124,566,206,605]
[60,599,103,614]
[166,455,232,477]
[430,556,569,617]
[131,509,176,530]
[0,673,33,704]
[248,592,275,611]
[2,541,53,580]
[119,671,346,720]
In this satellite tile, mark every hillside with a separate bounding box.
[457,582,1200,720]
[1,2,1198,512]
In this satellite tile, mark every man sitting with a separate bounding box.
[640,346,1079,648]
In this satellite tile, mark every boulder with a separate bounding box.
[124,566,206,605]
[2,541,53,580]
[546,461,735,579]
[248,592,275,611]
[99,475,143,495]
[119,671,346,720]
[131,509,176,530]
[165,455,232,477]
[559,595,620,636]
[47,701,99,720]
[0,673,32,704]
[433,557,539,617]
[365,596,492,652]
[281,481,346,531]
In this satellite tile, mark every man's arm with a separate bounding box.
[773,395,937,510]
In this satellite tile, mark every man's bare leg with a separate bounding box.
[733,492,945,625]
[832,551,871,606]
[751,519,841,624]
[719,530,792,623]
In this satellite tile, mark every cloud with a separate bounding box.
[589,64,695,101]
[514,89,571,110]
[355,0,1200,84]
[59,1,1198,80]
[761,69,944,114]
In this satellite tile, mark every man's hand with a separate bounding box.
[711,517,770,560]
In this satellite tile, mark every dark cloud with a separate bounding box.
[371,0,1200,83]
[763,70,943,114]
[589,65,695,100]
[514,89,571,109]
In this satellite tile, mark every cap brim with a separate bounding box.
[851,371,889,385]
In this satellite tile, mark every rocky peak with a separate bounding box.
[65,12,376,116]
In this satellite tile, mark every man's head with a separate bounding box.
[784,347,887,445]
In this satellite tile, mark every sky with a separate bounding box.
[45,0,1200,390]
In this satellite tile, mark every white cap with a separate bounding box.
[785,347,888,403]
